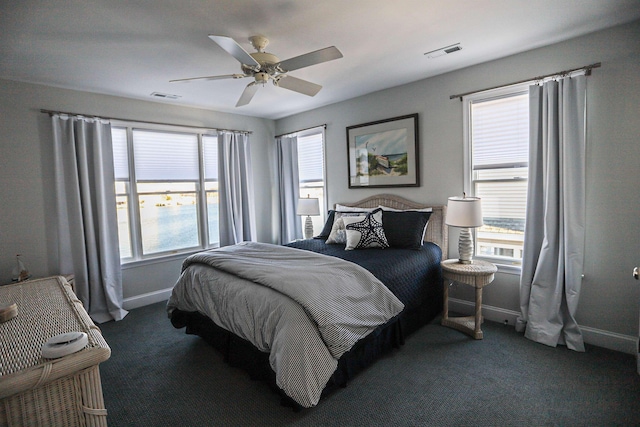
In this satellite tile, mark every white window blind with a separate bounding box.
[475,180,529,218]
[471,93,529,169]
[111,127,129,180]
[133,130,199,181]
[203,135,218,181]
[297,132,324,183]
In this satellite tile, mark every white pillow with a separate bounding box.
[343,209,389,250]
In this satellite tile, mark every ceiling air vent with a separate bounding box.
[150,92,181,100]
[424,43,462,59]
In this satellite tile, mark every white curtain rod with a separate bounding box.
[39,108,253,135]
[449,62,601,100]
[275,124,326,139]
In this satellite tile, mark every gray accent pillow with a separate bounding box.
[325,211,368,244]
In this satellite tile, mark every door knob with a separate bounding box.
[634,267,639,280]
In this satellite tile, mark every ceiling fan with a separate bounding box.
[170,35,343,107]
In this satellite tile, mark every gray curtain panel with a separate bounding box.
[217,131,256,247]
[276,135,302,244]
[51,114,127,323]
[518,75,587,351]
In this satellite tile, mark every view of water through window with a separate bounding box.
[117,198,219,257]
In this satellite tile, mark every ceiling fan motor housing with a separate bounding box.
[251,52,279,66]
[244,52,281,82]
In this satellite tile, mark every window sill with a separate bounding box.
[120,247,214,270]
[473,256,522,276]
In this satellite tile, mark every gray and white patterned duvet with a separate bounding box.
[167,242,404,407]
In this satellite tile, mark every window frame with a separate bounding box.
[462,83,530,273]
[296,127,327,234]
[111,121,220,266]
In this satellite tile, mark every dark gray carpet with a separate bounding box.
[99,302,640,426]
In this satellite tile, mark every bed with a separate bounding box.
[167,194,448,409]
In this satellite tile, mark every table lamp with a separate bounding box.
[297,196,320,239]
[446,194,483,264]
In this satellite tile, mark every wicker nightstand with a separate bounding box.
[0,276,110,426]
[441,259,497,339]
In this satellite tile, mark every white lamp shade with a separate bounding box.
[296,197,320,216]
[446,196,483,228]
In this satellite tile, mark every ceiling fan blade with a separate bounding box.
[236,82,259,107]
[209,35,260,68]
[170,74,246,83]
[276,75,322,97]
[278,46,343,72]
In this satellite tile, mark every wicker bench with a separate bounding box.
[0,276,110,426]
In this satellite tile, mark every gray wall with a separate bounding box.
[275,20,640,346]
[0,80,275,299]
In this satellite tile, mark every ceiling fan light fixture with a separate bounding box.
[254,72,270,85]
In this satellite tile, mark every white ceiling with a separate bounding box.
[2,1,639,120]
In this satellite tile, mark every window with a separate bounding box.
[112,124,219,263]
[296,129,326,234]
[464,84,529,265]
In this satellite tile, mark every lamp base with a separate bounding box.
[457,227,475,264]
[304,216,314,239]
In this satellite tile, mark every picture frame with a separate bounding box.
[346,113,419,188]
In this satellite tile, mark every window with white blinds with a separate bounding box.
[111,125,220,263]
[297,131,324,184]
[112,128,129,180]
[296,129,326,233]
[465,85,529,264]
[203,135,218,181]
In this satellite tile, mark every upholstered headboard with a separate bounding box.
[337,194,448,255]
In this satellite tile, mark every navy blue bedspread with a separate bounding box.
[285,239,443,312]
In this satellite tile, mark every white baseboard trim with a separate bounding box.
[123,288,172,310]
[448,297,520,326]
[580,326,638,356]
[448,298,638,355]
